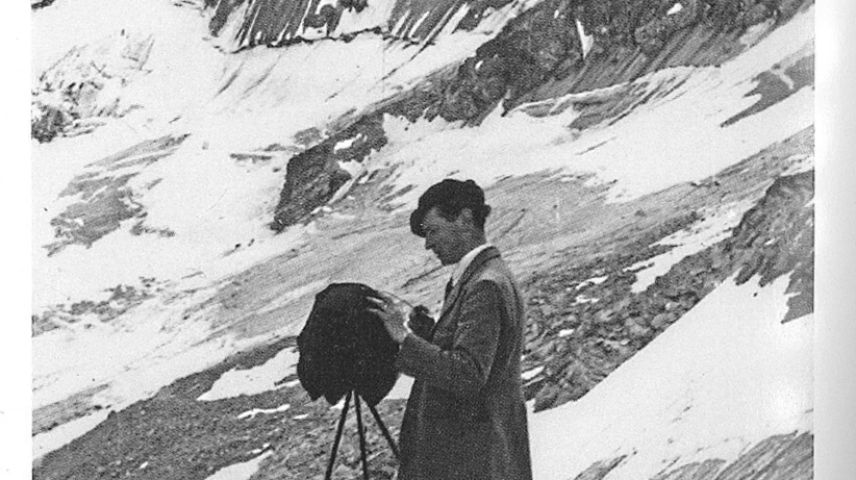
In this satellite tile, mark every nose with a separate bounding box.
[424,232,437,252]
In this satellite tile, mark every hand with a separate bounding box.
[408,305,435,339]
[367,291,412,344]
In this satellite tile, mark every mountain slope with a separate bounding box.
[31,0,814,479]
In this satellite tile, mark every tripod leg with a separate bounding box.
[354,393,370,480]
[367,403,400,460]
[325,391,352,480]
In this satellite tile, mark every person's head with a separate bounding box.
[409,179,492,265]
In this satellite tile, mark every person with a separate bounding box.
[368,179,533,480]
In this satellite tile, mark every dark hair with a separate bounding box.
[410,179,491,237]
[435,202,492,230]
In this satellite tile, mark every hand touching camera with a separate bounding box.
[367,292,434,344]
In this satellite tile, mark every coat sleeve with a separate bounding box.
[395,280,502,398]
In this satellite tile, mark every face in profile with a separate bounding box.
[420,206,471,266]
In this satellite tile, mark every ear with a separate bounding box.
[455,207,475,226]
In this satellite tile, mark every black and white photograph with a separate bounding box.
[13,0,854,479]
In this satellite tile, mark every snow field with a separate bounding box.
[530,274,813,480]
[32,0,533,312]
[366,7,814,210]
[32,0,212,75]
[31,288,279,458]
[30,1,553,458]
[31,5,815,312]
[34,289,218,409]
[29,0,815,469]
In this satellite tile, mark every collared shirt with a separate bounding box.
[449,243,492,288]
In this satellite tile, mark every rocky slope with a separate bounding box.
[31,0,814,479]
[523,138,814,411]
[34,337,407,480]
[206,0,526,49]
[34,135,813,478]
[268,0,813,230]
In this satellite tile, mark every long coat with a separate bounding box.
[395,246,533,480]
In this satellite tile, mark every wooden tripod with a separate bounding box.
[324,391,400,480]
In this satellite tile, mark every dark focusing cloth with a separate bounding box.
[297,283,400,407]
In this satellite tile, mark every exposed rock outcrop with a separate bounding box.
[704,0,807,30]
[31,0,59,10]
[271,114,387,230]
[416,0,814,123]
[267,0,813,229]
[434,0,584,121]
[32,282,159,336]
[633,0,703,54]
[722,52,814,127]
[571,456,626,480]
[205,0,520,49]
[729,169,814,322]
[45,135,187,255]
[572,431,812,480]
[522,129,814,411]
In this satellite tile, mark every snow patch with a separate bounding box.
[197,347,300,401]
[237,404,291,420]
[203,451,273,480]
[338,159,365,179]
[334,136,360,151]
[409,10,433,37]
[574,294,599,304]
[740,18,776,48]
[522,366,545,381]
[667,3,684,15]
[628,201,755,293]
[575,18,594,58]
[577,275,608,289]
[32,409,111,460]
